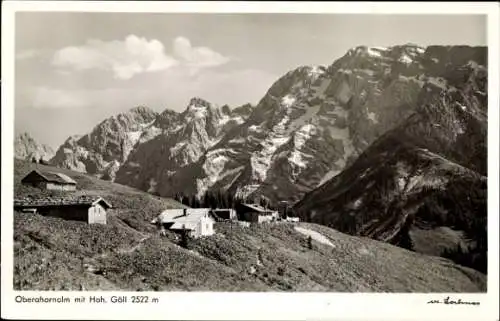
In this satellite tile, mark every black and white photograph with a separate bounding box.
[2,2,499,320]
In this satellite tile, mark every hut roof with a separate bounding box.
[14,195,112,209]
[21,170,77,185]
[152,208,214,227]
[241,203,275,213]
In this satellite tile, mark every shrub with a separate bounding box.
[441,243,486,274]
[277,266,285,276]
[307,236,313,249]
[179,228,190,249]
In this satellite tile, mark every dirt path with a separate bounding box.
[90,235,151,262]
[116,236,150,254]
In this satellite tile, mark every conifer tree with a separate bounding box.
[180,225,190,249]
[399,214,415,251]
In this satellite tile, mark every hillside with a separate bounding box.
[13,160,485,292]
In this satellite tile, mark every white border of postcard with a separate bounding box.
[2,1,499,320]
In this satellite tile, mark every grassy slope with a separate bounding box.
[13,160,485,292]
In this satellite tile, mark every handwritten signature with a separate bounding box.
[427,296,480,306]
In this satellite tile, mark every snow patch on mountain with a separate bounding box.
[232,116,246,125]
[294,124,316,149]
[367,111,379,123]
[76,146,90,158]
[249,125,263,133]
[170,142,187,155]
[353,198,363,209]
[367,47,383,58]
[229,137,246,144]
[399,54,413,64]
[338,69,353,75]
[281,95,296,108]
[289,150,308,170]
[318,169,341,187]
[139,125,163,144]
[247,93,298,186]
[371,46,389,52]
[251,133,290,183]
[288,124,317,171]
[309,65,324,76]
[127,131,142,146]
[218,114,231,126]
[197,154,230,195]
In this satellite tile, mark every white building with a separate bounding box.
[212,208,237,221]
[152,208,215,238]
[286,216,300,223]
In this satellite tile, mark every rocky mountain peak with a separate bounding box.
[232,103,254,118]
[187,97,213,109]
[155,108,180,128]
[15,132,55,162]
[221,104,231,115]
[181,97,221,122]
[128,105,156,116]
[113,105,158,125]
[17,132,34,141]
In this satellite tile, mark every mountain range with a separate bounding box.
[48,44,487,201]
[18,44,487,267]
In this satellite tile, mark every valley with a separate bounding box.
[14,44,488,290]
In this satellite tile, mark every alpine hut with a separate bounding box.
[21,170,77,191]
[14,195,111,224]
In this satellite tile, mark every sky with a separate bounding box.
[14,13,486,149]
